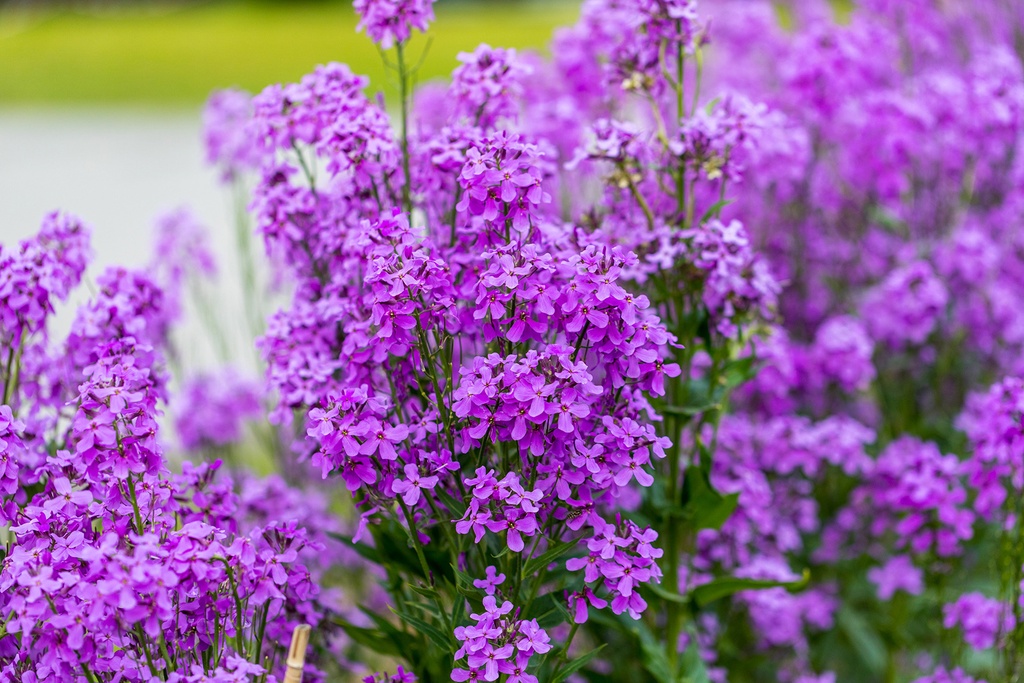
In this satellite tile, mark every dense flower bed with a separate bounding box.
[3,0,1024,681]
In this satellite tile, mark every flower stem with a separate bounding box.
[549,620,580,681]
[2,338,23,407]
[396,41,413,216]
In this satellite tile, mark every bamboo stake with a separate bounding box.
[283,624,312,683]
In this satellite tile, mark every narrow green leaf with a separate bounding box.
[408,582,443,602]
[389,606,453,653]
[636,622,674,683]
[692,569,811,608]
[358,607,407,638]
[660,402,720,417]
[451,593,467,626]
[680,638,711,683]
[722,356,758,391]
[702,492,739,531]
[836,607,887,676]
[552,644,608,683]
[371,522,428,578]
[333,618,404,657]
[450,564,485,599]
[698,198,734,226]
[434,487,468,521]
[522,538,578,580]
[681,466,739,531]
[644,582,690,604]
[493,543,512,559]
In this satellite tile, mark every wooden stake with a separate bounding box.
[283,624,312,683]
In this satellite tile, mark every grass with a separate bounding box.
[0,1,581,106]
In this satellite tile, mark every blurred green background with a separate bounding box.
[0,0,580,106]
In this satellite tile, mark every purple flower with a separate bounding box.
[392,463,439,506]
[353,0,436,49]
[943,592,1012,650]
[203,88,263,181]
[861,260,949,348]
[867,555,924,600]
[472,565,506,595]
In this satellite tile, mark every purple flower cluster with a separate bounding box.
[861,261,949,348]
[0,211,90,349]
[678,219,780,337]
[0,218,334,683]
[175,369,263,450]
[353,0,436,49]
[566,517,663,620]
[943,592,1012,651]
[203,88,262,182]
[15,0,1024,679]
[957,378,1024,519]
[835,436,974,559]
[913,667,988,683]
[212,1,1024,676]
[867,555,923,601]
[449,46,531,129]
[452,597,551,682]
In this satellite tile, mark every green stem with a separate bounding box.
[621,164,656,231]
[232,177,265,345]
[253,603,270,667]
[134,624,161,678]
[396,41,413,215]
[549,621,581,681]
[158,631,177,674]
[397,497,434,581]
[80,661,101,683]
[2,338,23,407]
[398,498,452,634]
[664,413,683,676]
[221,560,248,658]
[126,474,145,535]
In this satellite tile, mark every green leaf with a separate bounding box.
[523,592,562,628]
[636,622,674,683]
[449,564,484,599]
[699,491,739,531]
[691,569,811,608]
[660,402,720,417]
[522,538,578,580]
[326,531,381,564]
[493,543,513,559]
[333,617,404,657]
[389,606,454,653]
[359,607,408,638]
[552,595,573,624]
[836,606,887,677]
[644,582,690,605]
[408,582,443,602]
[451,592,467,626]
[681,466,739,531]
[370,521,428,579]
[698,198,734,226]
[434,487,467,521]
[552,644,608,683]
[868,206,908,235]
[679,637,711,683]
[723,356,758,390]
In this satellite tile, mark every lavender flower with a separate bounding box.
[353,0,436,49]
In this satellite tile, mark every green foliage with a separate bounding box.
[0,1,578,105]
[691,570,811,608]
